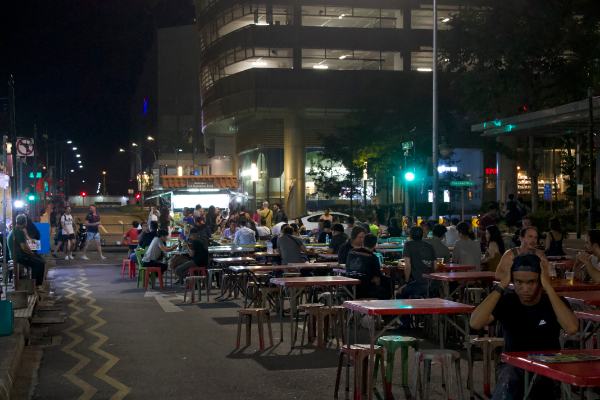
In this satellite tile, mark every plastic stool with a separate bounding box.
[294,303,324,343]
[301,306,345,348]
[236,308,274,350]
[469,337,504,395]
[122,259,136,279]
[334,344,388,399]
[188,267,206,289]
[374,335,419,391]
[184,276,206,303]
[412,349,464,400]
[144,267,163,290]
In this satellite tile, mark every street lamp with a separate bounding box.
[132,142,157,165]
[72,147,77,150]
[147,136,154,141]
[102,171,107,196]
[119,148,142,172]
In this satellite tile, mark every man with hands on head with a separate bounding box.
[470,254,579,400]
[576,229,600,282]
[494,226,547,280]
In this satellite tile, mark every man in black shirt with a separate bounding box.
[326,223,348,254]
[318,220,333,243]
[345,233,390,300]
[397,227,437,299]
[175,228,209,284]
[470,254,578,400]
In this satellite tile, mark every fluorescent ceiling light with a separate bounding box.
[256,22,269,26]
[442,18,450,22]
[313,65,328,69]
[339,55,347,59]
[252,58,267,66]
[417,68,432,72]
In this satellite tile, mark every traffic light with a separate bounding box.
[81,191,87,197]
[28,195,35,201]
[135,193,141,199]
[404,172,415,181]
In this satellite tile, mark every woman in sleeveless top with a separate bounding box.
[544,217,566,256]
[481,225,505,272]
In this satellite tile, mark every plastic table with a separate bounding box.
[503,280,600,292]
[574,310,600,350]
[343,299,476,400]
[436,264,477,272]
[561,291,600,307]
[317,253,338,260]
[423,271,496,300]
[502,349,600,398]
[270,276,360,349]
[212,257,256,301]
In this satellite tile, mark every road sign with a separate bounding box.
[450,181,474,187]
[16,138,34,157]
[402,141,413,150]
[577,184,584,195]
[543,183,552,200]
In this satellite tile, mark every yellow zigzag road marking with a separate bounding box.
[61,274,97,399]
[79,272,132,399]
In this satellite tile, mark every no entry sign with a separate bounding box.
[16,137,34,157]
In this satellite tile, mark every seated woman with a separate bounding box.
[338,226,366,264]
[295,218,307,235]
[544,217,566,256]
[481,225,505,272]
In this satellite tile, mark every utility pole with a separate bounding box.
[576,133,581,238]
[431,0,439,222]
[8,76,19,290]
[589,88,596,230]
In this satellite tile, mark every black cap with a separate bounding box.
[511,254,542,274]
[189,227,199,234]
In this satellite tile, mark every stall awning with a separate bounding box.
[161,175,239,189]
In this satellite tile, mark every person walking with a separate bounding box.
[53,206,75,260]
[82,204,105,260]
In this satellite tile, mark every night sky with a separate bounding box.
[0,0,194,197]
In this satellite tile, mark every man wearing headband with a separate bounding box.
[494,226,547,280]
[471,254,578,399]
[576,229,600,282]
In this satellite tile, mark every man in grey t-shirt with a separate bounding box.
[277,225,309,265]
[426,224,451,264]
[398,226,437,296]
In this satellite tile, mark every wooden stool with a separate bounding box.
[301,306,346,349]
[334,344,388,399]
[122,259,136,278]
[412,349,464,400]
[144,267,163,290]
[469,337,504,395]
[184,276,206,303]
[236,308,274,350]
[374,335,419,390]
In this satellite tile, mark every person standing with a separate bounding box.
[478,203,498,252]
[82,204,105,260]
[53,206,75,260]
[258,201,273,228]
[319,207,333,223]
[159,207,173,233]
[149,206,160,222]
[273,203,286,225]
[206,205,218,234]
[193,204,203,219]
[253,208,260,224]
[543,217,566,256]
[503,194,520,233]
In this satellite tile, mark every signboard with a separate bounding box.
[472,218,479,228]
[543,183,552,200]
[485,168,498,174]
[450,181,475,187]
[16,138,34,157]
[402,141,413,150]
[187,181,215,189]
[577,184,584,195]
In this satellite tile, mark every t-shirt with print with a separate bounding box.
[61,214,74,235]
[85,213,101,233]
[402,240,436,286]
[190,239,209,267]
[329,233,348,254]
[345,248,382,298]
[492,293,570,352]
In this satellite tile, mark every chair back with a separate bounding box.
[134,248,147,268]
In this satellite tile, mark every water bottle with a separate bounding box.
[267,241,273,254]
[326,234,330,245]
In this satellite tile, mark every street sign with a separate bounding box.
[402,141,413,150]
[577,184,584,195]
[450,181,474,187]
[188,181,214,189]
[543,183,552,200]
[16,138,34,157]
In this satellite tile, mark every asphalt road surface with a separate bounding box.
[68,207,142,246]
[30,252,499,400]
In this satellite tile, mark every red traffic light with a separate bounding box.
[81,192,87,197]
[135,194,141,199]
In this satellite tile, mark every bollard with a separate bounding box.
[6,291,28,309]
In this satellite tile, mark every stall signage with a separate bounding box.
[188,181,214,189]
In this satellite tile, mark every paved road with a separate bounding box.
[64,208,142,247]
[32,253,493,400]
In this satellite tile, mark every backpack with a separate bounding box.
[260,210,272,226]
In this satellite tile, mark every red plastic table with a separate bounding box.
[503,280,600,292]
[574,310,600,350]
[270,276,360,349]
[561,291,600,307]
[212,257,257,301]
[343,299,476,400]
[502,349,600,398]
[423,271,496,300]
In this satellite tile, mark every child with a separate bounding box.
[123,221,140,257]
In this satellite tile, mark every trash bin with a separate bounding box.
[0,300,14,336]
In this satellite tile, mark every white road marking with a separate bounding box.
[145,290,184,312]
[100,225,108,233]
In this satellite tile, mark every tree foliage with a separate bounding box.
[440,0,600,119]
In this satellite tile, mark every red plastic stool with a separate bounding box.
[145,267,163,290]
[122,259,136,279]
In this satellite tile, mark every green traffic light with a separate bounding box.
[405,172,415,181]
[28,195,35,201]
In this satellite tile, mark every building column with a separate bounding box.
[284,113,306,219]
[496,136,518,203]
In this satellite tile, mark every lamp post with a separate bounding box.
[132,142,157,165]
[363,162,368,209]
[102,171,107,196]
[119,148,142,172]
[431,0,439,221]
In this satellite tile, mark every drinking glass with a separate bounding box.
[565,271,574,285]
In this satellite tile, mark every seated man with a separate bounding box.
[326,223,348,254]
[141,229,177,277]
[576,229,600,282]
[346,233,391,300]
[425,224,451,264]
[8,214,46,293]
[317,220,333,243]
[175,228,209,284]
[233,217,257,244]
[220,219,238,240]
[278,225,309,266]
[307,220,324,238]
[470,254,578,400]
[495,226,548,280]
[397,226,438,299]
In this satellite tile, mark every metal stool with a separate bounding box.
[184,276,206,303]
[412,349,464,400]
[469,337,504,395]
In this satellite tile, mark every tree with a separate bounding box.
[440,0,600,119]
